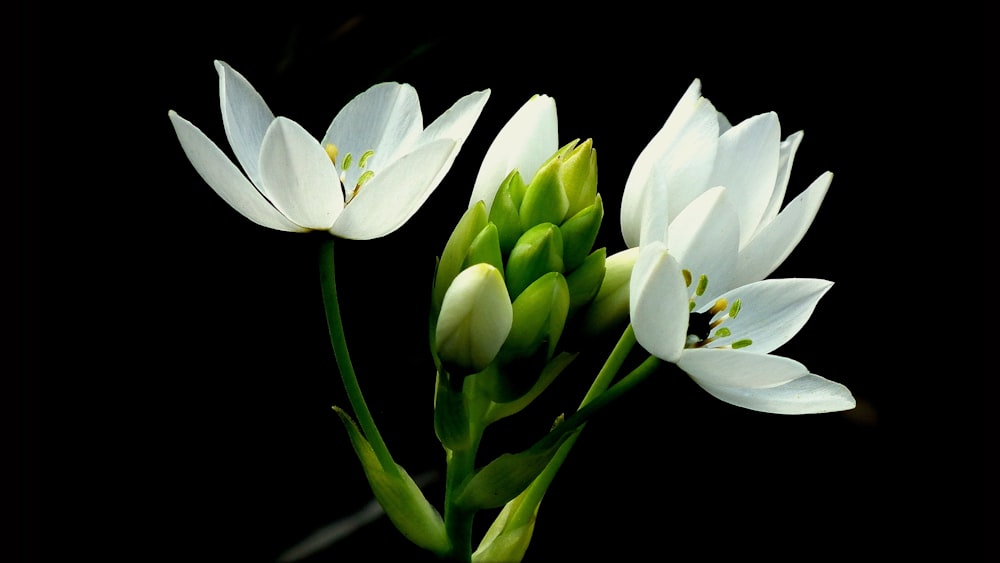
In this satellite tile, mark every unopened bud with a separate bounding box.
[435,264,513,375]
[505,223,564,299]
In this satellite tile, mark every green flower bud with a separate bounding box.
[565,247,606,315]
[501,272,570,363]
[581,247,638,338]
[559,194,604,271]
[505,223,564,299]
[435,264,513,376]
[560,138,598,218]
[434,201,488,311]
[519,152,570,228]
[465,223,504,275]
[485,272,570,402]
[488,170,527,255]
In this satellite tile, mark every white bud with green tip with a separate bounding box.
[435,263,513,375]
[505,223,564,299]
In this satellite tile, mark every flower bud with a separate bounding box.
[559,194,604,271]
[488,272,570,402]
[560,138,598,218]
[581,247,639,338]
[435,264,513,376]
[489,170,527,255]
[434,201,488,311]
[465,223,504,275]
[505,223,564,299]
[501,272,570,364]
[520,154,570,227]
[565,248,606,315]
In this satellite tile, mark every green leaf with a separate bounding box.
[333,407,450,555]
[455,432,573,510]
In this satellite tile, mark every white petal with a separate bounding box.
[324,82,423,189]
[621,79,719,247]
[630,242,688,362]
[168,110,306,232]
[470,94,558,211]
[667,187,739,300]
[733,171,831,287]
[332,139,456,239]
[419,89,491,147]
[258,117,343,230]
[216,60,275,188]
[678,349,808,389]
[702,278,833,354]
[694,373,856,414]
[709,112,781,247]
[416,89,491,188]
[756,130,804,234]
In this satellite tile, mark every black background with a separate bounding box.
[19,3,987,562]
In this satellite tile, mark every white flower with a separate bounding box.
[620,79,831,288]
[467,94,559,211]
[628,209,854,415]
[169,60,490,239]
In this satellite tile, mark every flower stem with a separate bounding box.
[507,324,650,530]
[318,238,398,477]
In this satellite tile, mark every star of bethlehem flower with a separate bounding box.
[616,79,853,414]
[169,60,490,239]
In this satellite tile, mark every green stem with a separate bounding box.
[318,238,398,477]
[441,378,490,561]
[508,325,650,529]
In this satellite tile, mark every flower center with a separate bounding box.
[681,269,752,350]
[326,144,376,203]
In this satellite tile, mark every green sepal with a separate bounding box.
[559,194,604,271]
[566,247,607,315]
[505,223,564,299]
[434,369,471,450]
[519,155,570,228]
[455,430,573,510]
[333,406,450,555]
[434,201,488,312]
[464,223,504,275]
[489,170,526,255]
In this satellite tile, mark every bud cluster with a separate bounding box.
[432,139,606,401]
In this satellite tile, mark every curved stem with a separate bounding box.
[507,325,646,529]
[318,238,398,477]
